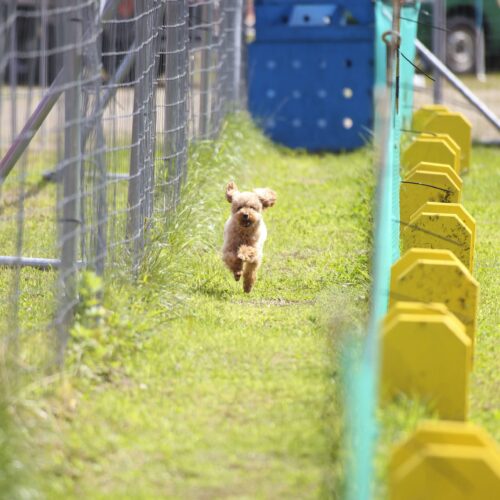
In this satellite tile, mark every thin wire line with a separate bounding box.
[400,180,453,194]
[400,51,436,81]
[394,218,465,247]
[400,16,450,33]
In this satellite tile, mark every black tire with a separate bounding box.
[446,16,477,74]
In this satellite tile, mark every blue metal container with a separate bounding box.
[248,1,374,151]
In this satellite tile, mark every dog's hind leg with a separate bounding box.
[223,252,243,281]
[242,261,259,293]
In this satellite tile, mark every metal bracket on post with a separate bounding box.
[381,1,402,112]
[56,4,83,363]
[382,30,401,91]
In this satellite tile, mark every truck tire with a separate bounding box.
[446,15,477,74]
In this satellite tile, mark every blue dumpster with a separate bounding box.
[248,1,374,151]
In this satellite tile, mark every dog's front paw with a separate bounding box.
[234,271,242,281]
[237,245,258,263]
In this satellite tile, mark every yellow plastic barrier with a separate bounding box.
[401,202,476,272]
[400,163,462,224]
[412,105,450,132]
[390,249,479,361]
[402,135,461,174]
[383,301,451,325]
[424,111,472,171]
[406,162,463,190]
[381,308,471,420]
[391,421,500,469]
[390,421,500,500]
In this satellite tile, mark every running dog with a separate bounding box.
[222,181,277,293]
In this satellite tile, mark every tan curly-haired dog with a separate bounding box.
[222,181,277,293]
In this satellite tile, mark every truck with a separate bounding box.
[419,0,500,73]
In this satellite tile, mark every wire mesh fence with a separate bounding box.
[0,0,244,371]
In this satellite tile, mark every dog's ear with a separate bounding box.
[254,188,277,209]
[226,181,239,203]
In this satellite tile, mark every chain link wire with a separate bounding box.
[0,0,244,371]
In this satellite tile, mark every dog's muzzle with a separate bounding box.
[241,213,252,227]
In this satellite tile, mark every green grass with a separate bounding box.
[465,147,500,436]
[2,114,498,499]
[0,152,58,371]
[9,115,373,498]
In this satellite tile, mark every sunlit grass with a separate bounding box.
[12,114,373,498]
[3,112,497,499]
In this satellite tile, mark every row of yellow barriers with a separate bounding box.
[380,105,500,499]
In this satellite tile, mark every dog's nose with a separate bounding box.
[242,213,249,221]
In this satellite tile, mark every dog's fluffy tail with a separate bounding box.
[237,245,258,263]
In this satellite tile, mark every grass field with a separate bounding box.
[6,115,372,498]
[1,114,498,498]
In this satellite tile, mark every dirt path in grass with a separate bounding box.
[25,118,373,499]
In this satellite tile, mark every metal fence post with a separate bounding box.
[94,121,107,276]
[474,0,486,81]
[432,0,446,104]
[164,0,181,208]
[239,8,248,112]
[232,0,243,107]
[215,0,229,131]
[127,0,147,272]
[56,3,83,361]
[92,89,108,277]
[199,1,213,139]
[179,0,189,186]
[221,0,243,112]
[79,1,107,276]
[142,0,158,232]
